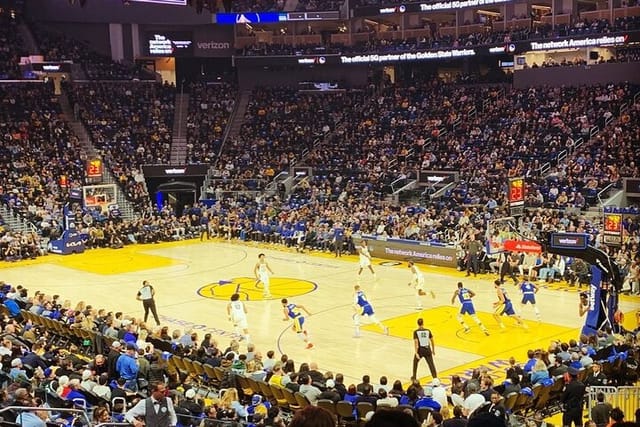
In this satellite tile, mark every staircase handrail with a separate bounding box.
[217,91,244,163]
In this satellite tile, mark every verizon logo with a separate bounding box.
[197,41,231,50]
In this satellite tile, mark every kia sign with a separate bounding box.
[353,236,457,268]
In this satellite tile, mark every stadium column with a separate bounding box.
[109,23,125,63]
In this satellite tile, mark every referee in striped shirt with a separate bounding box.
[137,280,160,325]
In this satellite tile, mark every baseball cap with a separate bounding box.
[82,370,92,380]
[185,389,196,399]
[252,395,262,405]
[112,341,122,349]
[431,378,441,387]
[325,379,335,388]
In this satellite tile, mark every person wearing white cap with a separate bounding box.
[81,370,97,392]
[9,358,28,383]
[431,378,448,410]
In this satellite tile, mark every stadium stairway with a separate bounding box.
[0,204,35,233]
[58,91,137,221]
[225,89,251,140]
[170,92,189,164]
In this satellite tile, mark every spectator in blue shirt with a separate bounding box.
[115,344,139,391]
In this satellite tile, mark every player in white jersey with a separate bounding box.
[227,293,250,342]
[408,261,435,309]
[357,240,377,281]
[254,253,274,298]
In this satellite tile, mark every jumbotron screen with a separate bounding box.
[145,32,193,56]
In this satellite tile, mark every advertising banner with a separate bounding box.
[142,164,210,177]
[353,236,457,268]
[193,25,234,57]
[353,0,514,16]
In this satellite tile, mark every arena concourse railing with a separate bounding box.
[0,405,92,426]
[587,385,640,422]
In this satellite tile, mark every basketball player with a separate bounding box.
[450,282,490,335]
[408,261,435,310]
[357,240,377,281]
[579,292,589,317]
[281,298,314,349]
[353,285,389,337]
[254,253,274,298]
[227,293,250,342]
[519,275,541,321]
[492,280,527,329]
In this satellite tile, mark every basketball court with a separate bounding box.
[1,238,638,389]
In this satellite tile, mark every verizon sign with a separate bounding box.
[193,25,234,57]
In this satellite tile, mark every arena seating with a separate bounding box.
[68,81,176,210]
[0,82,86,258]
[237,17,640,57]
[185,81,237,165]
[0,14,27,80]
[30,26,154,80]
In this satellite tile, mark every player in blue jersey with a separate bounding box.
[353,285,388,337]
[519,275,541,321]
[450,282,489,336]
[281,298,314,349]
[493,280,527,330]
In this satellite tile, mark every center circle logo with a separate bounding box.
[197,277,317,301]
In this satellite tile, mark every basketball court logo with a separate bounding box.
[197,277,317,301]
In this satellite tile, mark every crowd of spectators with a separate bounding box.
[30,26,154,81]
[0,81,86,259]
[229,0,345,12]
[67,81,176,211]
[237,17,640,57]
[209,87,355,194]
[0,12,27,80]
[0,279,638,426]
[185,81,237,165]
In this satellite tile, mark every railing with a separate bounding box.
[618,101,628,116]
[470,105,478,117]
[556,149,567,164]
[538,162,551,175]
[573,137,584,151]
[597,181,618,207]
[216,91,244,163]
[634,90,640,105]
[265,171,289,192]
[393,178,418,195]
[0,405,91,426]
[429,180,457,200]
[389,176,408,194]
[587,386,640,423]
[589,125,599,138]
[604,114,613,127]
[173,82,187,141]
